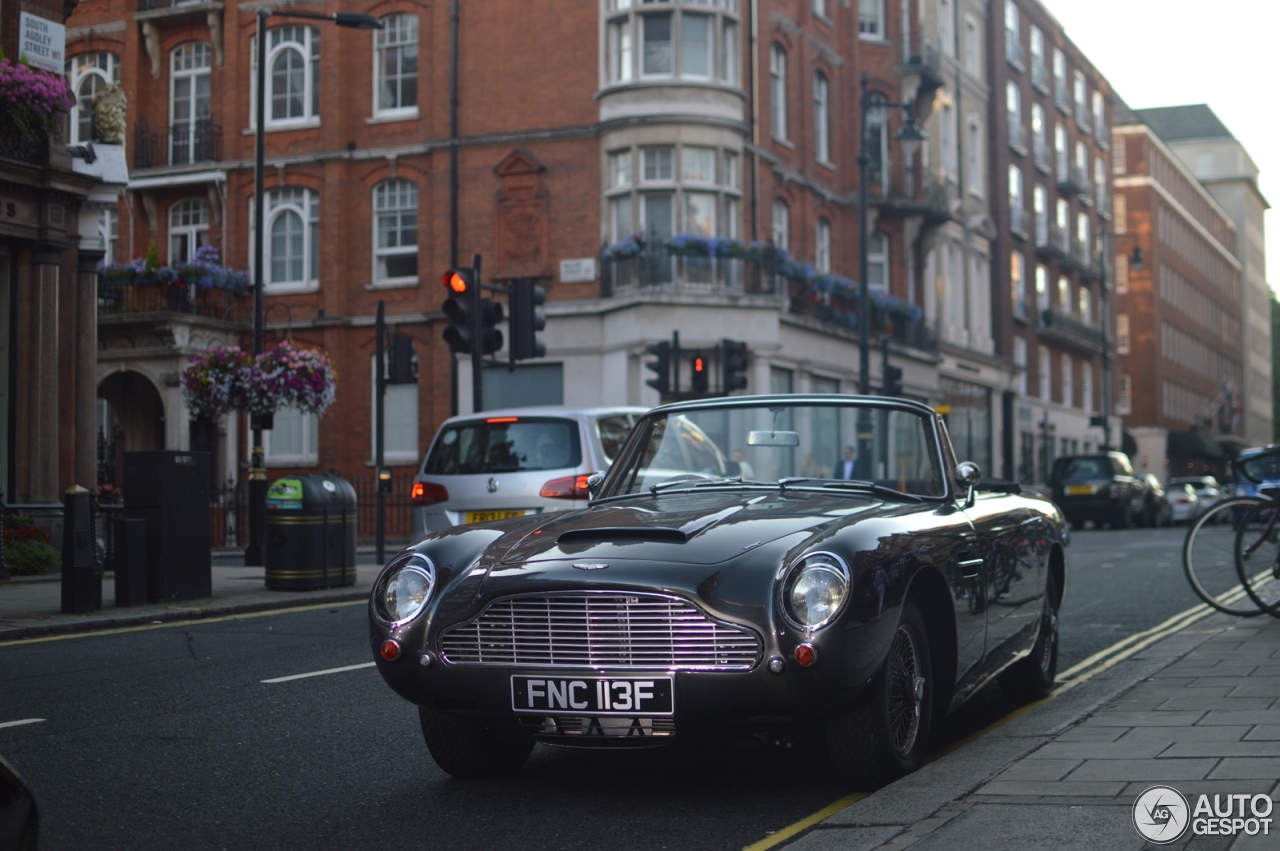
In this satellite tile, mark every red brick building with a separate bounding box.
[66,0,962,535]
[1111,109,1245,480]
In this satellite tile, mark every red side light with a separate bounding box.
[794,643,817,667]
[380,640,401,661]
[411,481,449,506]
[540,475,592,500]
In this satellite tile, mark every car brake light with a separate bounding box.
[411,481,449,506]
[540,475,592,500]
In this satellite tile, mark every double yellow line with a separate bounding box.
[743,590,1249,851]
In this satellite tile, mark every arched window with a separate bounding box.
[66,52,120,145]
[375,14,418,116]
[251,26,320,127]
[373,179,419,284]
[253,187,320,290]
[168,199,209,264]
[868,232,888,293]
[770,44,787,141]
[814,71,830,163]
[171,43,212,165]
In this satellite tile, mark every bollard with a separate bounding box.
[113,517,147,607]
[61,486,102,613]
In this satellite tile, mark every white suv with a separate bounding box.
[409,406,647,536]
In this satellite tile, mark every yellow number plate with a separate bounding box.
[1066,484,1096,496]
[465,509,528,524]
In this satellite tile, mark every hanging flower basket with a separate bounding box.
[180,345,253,420]
[248,341,338,417]
[0,58,73,144]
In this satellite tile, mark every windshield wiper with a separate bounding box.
[649,476,774,495]
[778,477,923,503]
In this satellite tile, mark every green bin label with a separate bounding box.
[266,478,303,510]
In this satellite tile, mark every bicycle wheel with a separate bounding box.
[1183,496,1266,616]
[1234,500,1280,618]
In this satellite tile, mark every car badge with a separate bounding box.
[572,562,609,571]
[487,478,499,493]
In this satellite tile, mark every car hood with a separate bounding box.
[496,489,900,567]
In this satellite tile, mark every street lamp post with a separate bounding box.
[245,9,382,566]
[856,74,925,476]
[1096,229,1143,453]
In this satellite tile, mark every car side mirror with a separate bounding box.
[586,472,605,499]
[955,461,981,509]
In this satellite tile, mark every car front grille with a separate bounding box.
[439,593,761,671]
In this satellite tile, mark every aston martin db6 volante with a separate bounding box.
[369,394,1068,789]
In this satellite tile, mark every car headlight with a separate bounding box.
[783,552,850,630]
[375,553,436,625]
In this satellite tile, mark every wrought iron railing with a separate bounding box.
[133,117,221,168]
[601,243,774,297]
[867,162,953,222]
[1031,59,1050,92]
[899,32,944,87]
[98,282,247,321]
[1006,35,1025,70]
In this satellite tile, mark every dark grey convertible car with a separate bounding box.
[369,394,1067,789]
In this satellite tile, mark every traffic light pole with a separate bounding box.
[470,253,484,413]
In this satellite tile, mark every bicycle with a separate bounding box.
[1231,445,1280,618]
[1183,493,1269,616]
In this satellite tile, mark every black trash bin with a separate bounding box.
[264,474,357,591]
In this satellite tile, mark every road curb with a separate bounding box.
[0,589,371,643]
[769,610,1239,850]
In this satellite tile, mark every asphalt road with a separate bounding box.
[0,525,1207,851]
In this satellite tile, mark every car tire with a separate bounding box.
[1113,507,1132,530]
[825,600,933,791]
[418,707,534,779]
[998,571,1059,702]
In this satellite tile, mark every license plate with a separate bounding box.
[1067,484,1095,496]
[511,676,674,716]
[465,509,528,523]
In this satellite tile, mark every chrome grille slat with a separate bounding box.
[440,593,761,670]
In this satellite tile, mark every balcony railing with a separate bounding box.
[1008,121,1027,154]
[1054,80,1071,114]
[1035,214,1048,246]
[1010,203,1028,236]
[134,118,221,169]
[868,162,953,223]
[1039,307,1104,354]
[1033,135,1050,171]
[1035,223,1069,262]
[137,0,213,11]
[1076,103,1092,134]
[1006,35,1025,71]
[1095,121,1109,149]
[1057,163,1090,197]
[601,244,774,297]
[896,32,945,91]
[98,281,247,321]
[1031,60,1050,93]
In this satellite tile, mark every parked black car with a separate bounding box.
[369,395,1068,790]
[1048,452,1147,529]
[0,754,38,850]
[1140,474,1174,528]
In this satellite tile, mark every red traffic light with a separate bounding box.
[693,356,705,373]
[442,269,470,294]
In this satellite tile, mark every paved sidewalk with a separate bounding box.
[779,613,1280,851]
[0,560,382,641]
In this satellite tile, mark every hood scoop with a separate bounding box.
[556,526,688,546]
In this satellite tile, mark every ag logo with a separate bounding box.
[1133,785,1190,844]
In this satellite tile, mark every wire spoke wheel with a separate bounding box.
[885,624,923,757]
[1235,501,1280,618]
[1183,496,1266,616]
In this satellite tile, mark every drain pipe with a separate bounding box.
[748,0,759,241]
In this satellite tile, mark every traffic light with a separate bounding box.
[691,352,709,394]
[441,269,476,354]
[645,340,671,395]
[509,278,546,360]
[883,363,904,397]
[477,297,504,356]
[722,339,748,393]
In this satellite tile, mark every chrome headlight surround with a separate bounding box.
[373,553,437,627]
[780,551,851,631]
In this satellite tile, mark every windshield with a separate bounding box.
[424,417,583,475]
[1051,457,1112,481]
[604,400,946,498]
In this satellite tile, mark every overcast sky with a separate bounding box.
[1042,0,1280,297]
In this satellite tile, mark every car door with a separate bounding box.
[961,490,1045,685]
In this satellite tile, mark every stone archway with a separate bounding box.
[97,370,165,486]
